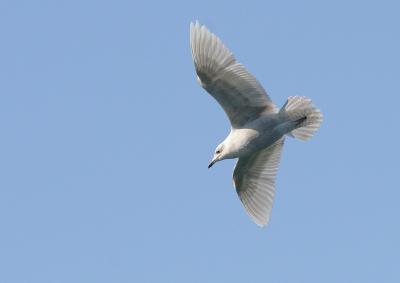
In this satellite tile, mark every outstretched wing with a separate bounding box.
[233,138,285,226]
[190,21,276,128]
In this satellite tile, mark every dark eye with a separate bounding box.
[216,150,221,154]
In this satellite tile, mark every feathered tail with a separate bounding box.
[279,96,323,141]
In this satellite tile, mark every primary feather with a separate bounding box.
[190,21,276,128]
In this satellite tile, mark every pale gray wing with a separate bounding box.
[190,21,277,128]
[233,138,285,226]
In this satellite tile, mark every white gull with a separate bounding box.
[190,21,323,227]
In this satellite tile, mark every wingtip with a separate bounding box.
[190,20,202,37]
[190,20,201,28]
[255,222,266,228]
[253,217,269,228]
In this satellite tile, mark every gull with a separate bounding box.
[190,21,323,227]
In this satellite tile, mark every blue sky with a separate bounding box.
[0,0,399,282]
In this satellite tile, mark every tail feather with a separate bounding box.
[279,96,323,141]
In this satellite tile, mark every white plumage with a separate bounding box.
[190,21,323,227]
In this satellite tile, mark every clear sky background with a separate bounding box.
[0,0,399,282]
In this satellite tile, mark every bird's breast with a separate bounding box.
[226,128,262,158]
[227,117,282,158]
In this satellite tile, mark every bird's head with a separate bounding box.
[208,143,225,168]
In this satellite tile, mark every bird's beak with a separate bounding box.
[208,158,217,169]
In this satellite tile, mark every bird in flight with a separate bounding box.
[190,21,323,227]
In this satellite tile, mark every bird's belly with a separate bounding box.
[251,132,282,151]
[232,119,283,158]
